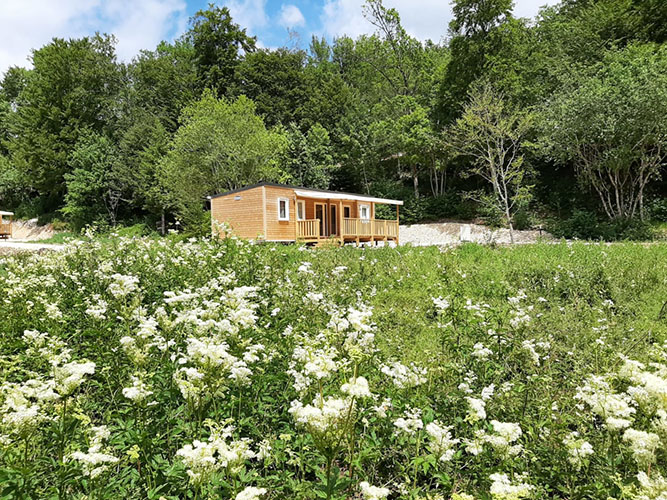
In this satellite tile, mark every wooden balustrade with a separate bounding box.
[297,219,320,239]
[298,217,397,241]
[342,218,398,239]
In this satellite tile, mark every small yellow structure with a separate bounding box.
[0,211,13,239]
[209,182,403,246]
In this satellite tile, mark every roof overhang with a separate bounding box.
[294,189,403,206]
[0,211,14,216]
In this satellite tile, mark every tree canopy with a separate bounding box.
[0,0,664,237]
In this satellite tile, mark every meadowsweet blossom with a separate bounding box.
[485,421,523,456]
[489,473,535,500]
[432,296,450,311]
[289,396,353,437]
[560,432,593,471]
[633,471,667,499]
[472,343,493,360]
[380,361,427,389]
[622,428,661,467]
[575,375,636,430]
[374,397,392,418]
[108,273,140,298]
[176,439,218,485]
[341,376,372,398]
[288,344,339,393]
[54,360,96,396]
[425,420,459,462]
[393,407,423,436]
[465,397,487,422]
[360,481,390,500]
[85,294,108,320]
[70,424,118,478]
[452,494,476,500]
[235,486,267,500]
[464,429,487,455]
[122,375,153,403]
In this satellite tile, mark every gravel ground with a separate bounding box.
[399,221,553,246]
[10,218,57,240]
[0,241,65,254]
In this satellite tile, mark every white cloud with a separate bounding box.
[279,4,306,28]
[0,0,187,76]
[223,0,268,33]
[320,0,559,43]
[100,0,187,62]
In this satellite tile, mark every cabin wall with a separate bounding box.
[210,186,265,239]
[264,185,297,241]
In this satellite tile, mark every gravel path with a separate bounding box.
[399,221,553,246]
[0,241,65,254]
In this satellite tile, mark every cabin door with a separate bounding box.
[330,205,337,236]
[315,203,327,237]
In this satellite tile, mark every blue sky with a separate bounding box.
[0,0,558,75]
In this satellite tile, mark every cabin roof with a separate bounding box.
[0,211,14,216]
[209,182,404,206]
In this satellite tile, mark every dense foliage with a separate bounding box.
[0,236,665,499]
[0,0,665,236]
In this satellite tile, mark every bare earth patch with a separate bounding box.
[399,221,554,246]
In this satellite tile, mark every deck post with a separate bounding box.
[396,204,400,245]
[338,200,343,246]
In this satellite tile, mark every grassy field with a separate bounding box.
[0,237,665,500]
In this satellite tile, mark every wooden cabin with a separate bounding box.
[0,211,13,239]
[209,182,403,245]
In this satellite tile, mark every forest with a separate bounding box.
[0,0,665,239]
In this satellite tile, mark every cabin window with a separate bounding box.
[343,206,351,218]
[278,198,289,221]
[359,204,370,220]
[297,200,305,220]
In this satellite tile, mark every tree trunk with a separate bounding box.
[161,211,166,236]
[412,165,419,199]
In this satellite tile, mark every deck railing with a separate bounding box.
[298,218,398,240]
[343,218,398,238]
[297,219,320,239]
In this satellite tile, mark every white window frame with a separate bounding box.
[359,203,371,220]
[296,200,305,221]
[278,198,290,221]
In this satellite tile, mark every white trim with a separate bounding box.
[296,200,305,221]
[0,211,14,216]
[359,203,370,220]
[293,189,403,205]
[277,197,289,221]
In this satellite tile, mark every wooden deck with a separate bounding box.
[297,218,398,245]
[0,222,11,239]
